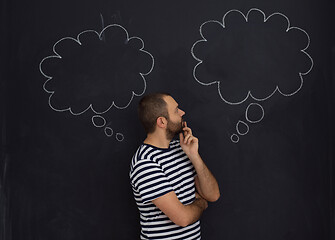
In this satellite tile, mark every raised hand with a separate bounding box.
[179,122,199,158]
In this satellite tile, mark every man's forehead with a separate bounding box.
[164,95,178,107]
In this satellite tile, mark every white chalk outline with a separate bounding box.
[236,120,249,135]
[245,103,265,123]
[191,8,314,105]
[104,127,114,137]
[91,115,106,128]
[39,24,155,115]
[116,133,124,142]
[231,134,239,143]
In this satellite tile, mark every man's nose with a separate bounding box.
[179,109,185,116]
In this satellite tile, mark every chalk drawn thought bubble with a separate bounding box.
[39,24,154,115]
[191,8,313,105]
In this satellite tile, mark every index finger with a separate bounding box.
[183,125,192,135]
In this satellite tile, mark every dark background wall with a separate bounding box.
[1,0,334,239]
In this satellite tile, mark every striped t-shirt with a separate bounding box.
[129,140,200,240]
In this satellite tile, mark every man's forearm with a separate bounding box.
[189,153,220,202]
[152,190,208,228]
[181,197,207,227]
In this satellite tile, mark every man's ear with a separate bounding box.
[156,117,167,129]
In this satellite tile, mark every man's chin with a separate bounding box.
[166,129,182,141]
[166,121,184,140]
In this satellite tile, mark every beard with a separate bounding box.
[166,118,183,140]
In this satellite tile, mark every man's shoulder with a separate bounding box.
[130,143,160,168]
[131,158,155,168]
[131,140,182,168]
[130,155,156,176]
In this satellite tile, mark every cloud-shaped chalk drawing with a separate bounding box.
[191,8,313,105]
[39,24,154,115]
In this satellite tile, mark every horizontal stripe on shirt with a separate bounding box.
[130,140,200,240]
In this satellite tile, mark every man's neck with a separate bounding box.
[144,132,171,149]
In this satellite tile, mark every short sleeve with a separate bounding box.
[131,159,173,203]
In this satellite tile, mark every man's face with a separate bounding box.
[163,96,185,140]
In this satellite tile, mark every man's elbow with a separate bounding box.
[171,216,191,227]
[176,219,190,228]
[207,191,221,202]
[170,210,199,227]
[170,214,194,227]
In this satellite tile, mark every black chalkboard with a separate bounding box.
[1,0,334,239]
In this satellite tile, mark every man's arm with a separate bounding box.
[180,122,220,202]
[191,154,220,202]
[152,191,208,227]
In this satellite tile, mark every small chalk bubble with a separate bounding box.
[236,120,249,136]
[104,127,113,137]
[92,115,106,128]
[231,134,239,143]
[246,103,264,123]
[116,133,124,142]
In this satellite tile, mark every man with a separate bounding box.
[129,93,220,239]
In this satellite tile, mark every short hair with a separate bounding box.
[138,93,171,134]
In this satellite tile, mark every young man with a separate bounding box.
[129,93,220,239]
